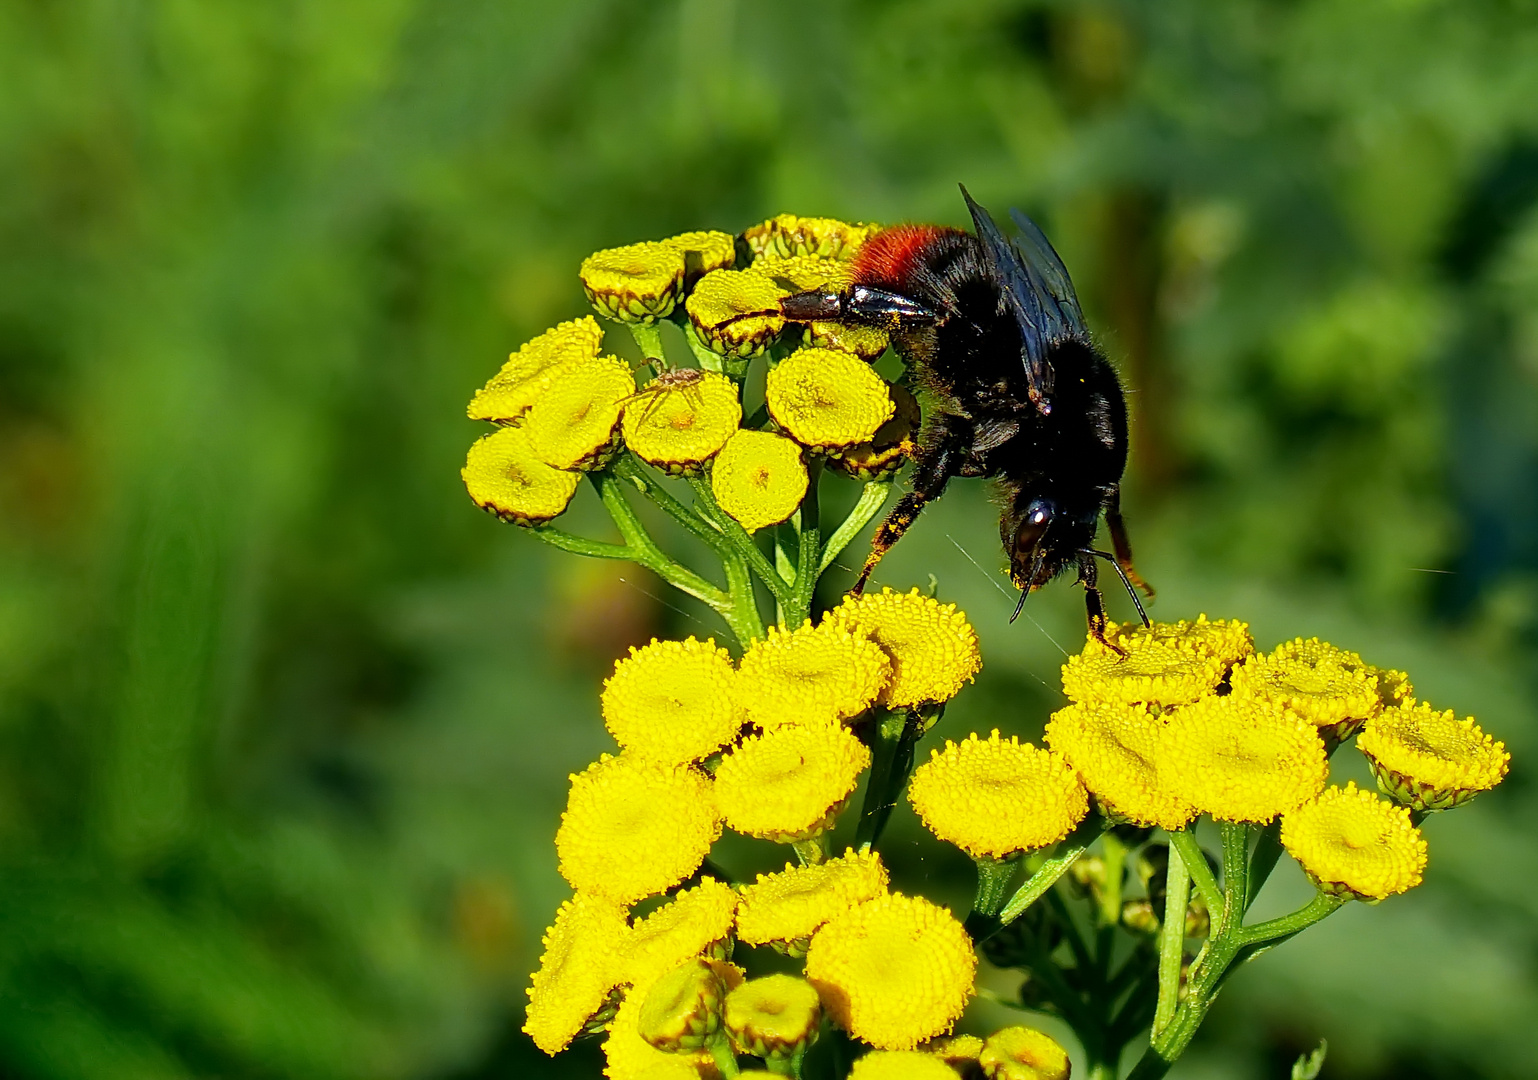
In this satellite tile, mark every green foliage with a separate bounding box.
[0,0,1534,1077]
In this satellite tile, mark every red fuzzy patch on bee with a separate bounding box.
[852,225,964,288]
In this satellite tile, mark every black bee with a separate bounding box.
[778,186,1152,643]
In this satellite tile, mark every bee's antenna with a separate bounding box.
[1010,587,1028,623]
[1083,548,1150,627]
[1010,549,1047,624]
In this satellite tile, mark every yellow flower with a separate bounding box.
[848,1051,962,1080]
[806,892,976,1050]
[1357,702,1510,811]
[602,990,718,1080]
[831,384,920,482]
[1230,638,1384,743]
[766,347,895,450]
[979,1026,1071,1080]
[556,754,722,905]
[713,721,872,842]
[1280,782,1428,901]
[1104,615,1254,669]
[661,230,737,278]
[622,878,739,994]
[710,429,808,532]
[751,253,857,292]
[522,356,636,471]
[908,731,1089,859]
[735,848,890,948]
[723,975,823,1063]
[602,637,742,766]
[1044,701,1195,831]
[686,270,787,358]
[832,588,982,708]
[1156,696,1329,824]
[524,892,632,1054]
[734,619,891,729]
[636,957,729,1054]
[743,213,882,261]
[463,426,581,525]
[806,320,891,361]
[468,316,605,424]
[581,241,687,324]
[921,1034,985,1070]
[623,369,743,474]
[1060,635,1226,708]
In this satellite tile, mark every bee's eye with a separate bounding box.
[1013,498,1056,559]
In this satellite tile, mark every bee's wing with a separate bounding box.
[1008,207,1088,340]
[960,186,1072,413]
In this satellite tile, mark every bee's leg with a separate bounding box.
[1105,486,1154,599]
[851,417,968,595]
[1077,552,1126,656]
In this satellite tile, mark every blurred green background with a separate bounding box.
[2,0,1536,1076]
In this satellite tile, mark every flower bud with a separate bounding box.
[1120,898,1160,936]
[724,974,822,1065]
[979,1026,1071,1080]
[637,957,728,1054]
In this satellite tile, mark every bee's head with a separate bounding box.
[1007,497,1059,590]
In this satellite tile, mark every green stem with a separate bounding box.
[708,1036,741,1079]
[995,825,1105,926]
[971,856,1020,920]
[855,710,921,852]
[1217,822,1251,941]
[686,474,796,611]
[680,321,725,373]
[526,525,634,562]
[1167,829,1222,920]
[1245,819,1284,913]
[611,453,730,554]
[590,473,726,606]
[1152,839,1190,1037]
[1098,832,1128,929]
[626,321,665,362]
[816,481,892,577]
[791,461,822,625]
[1238,891,1343,947]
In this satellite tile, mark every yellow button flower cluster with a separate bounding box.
[714,721,872,842]
[908,731,1089,859]
[832,588,983,708]
[1357,702,1509,810]
[736,849,890,949]
[1281,782,1428,900]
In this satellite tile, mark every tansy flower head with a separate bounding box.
[743,213,882,261]
[622,369,742,474]
[602,990,718,1080]
[636,957,728,1055]
[622,878,739,995]
[463,426,581,525]
[523,356,636,471]
[1357,702,1509,811]
[556,754,722,905]
[848,1051,962,1080]
[602,637,741,766]
[661,230,737,279]
[922,1034,985,1069]
[735,619,891,729]
[908,731,1089,859]
[723,975,823,1063]
[1230,637,1384,744]
[686,270,787,358]
[1156,696,1329,824]
[581,241,686,324]
[832,588,982,708]
[751,253,856,293]
[1061,635,1227,708]
[832,384,920,482]
[713,720,871,842]
[979,1026,1071,1080]
[524,893,631,1054]
[735,848,889,948]
[766,347,895,450]
[1105,615,1254,670]
[1045,701,1195,831]
[806,892,976,1050]
[1281,782,1428,901]
[710,430,808,532]
[805,320,890,361]
[468,316,604,424]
